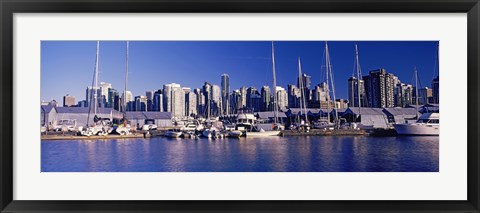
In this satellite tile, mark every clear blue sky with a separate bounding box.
[41,41,438,103]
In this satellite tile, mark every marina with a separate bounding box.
[40,41,441,172]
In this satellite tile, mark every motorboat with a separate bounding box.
[115,123,132,135]
[234,113,280,137]
[245,128,280,137]
[165,129,183,138]
[227,130,243,138]
[52,119,77,132]
[202,127,220,138]
[181,121,204,132]
[393,113,439,136]
[313,120,335,130]
[142,124,157,131]
[80,116,114,136]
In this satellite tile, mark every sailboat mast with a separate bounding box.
[298,57,308,123]
[325,42,331,122]
[415,67,419,115]
[94,41,100,115]
[124,41,129,116]
[325,41,338,125]
[327,44,338,125]
[271,41,278,124]
[355,43,362,117]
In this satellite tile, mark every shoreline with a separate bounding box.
[40,128,402,140]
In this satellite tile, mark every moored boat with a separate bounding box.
[165,129,183,138]
[228,130,243,138]
[393,112,439,136]
[245,129,280,137]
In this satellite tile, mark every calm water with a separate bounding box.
[41,136,438,172]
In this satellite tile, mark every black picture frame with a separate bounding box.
[1,0,479,212]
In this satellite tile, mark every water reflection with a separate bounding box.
[41,136,439,172]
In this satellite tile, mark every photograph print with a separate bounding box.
[41,41,439,172]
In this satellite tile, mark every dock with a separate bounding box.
[281,129,368,136]
[41,133,148,140]
[41,128,399,140]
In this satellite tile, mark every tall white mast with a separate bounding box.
[94,41,100,115]
[354,43,363,117]
[298,57,308,123]
[325,42,338,126]
[271,41,278,124]
[325,42,331,123]
[124,41,129,115]
[415,67,419,117]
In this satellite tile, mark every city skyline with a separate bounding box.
[41,41,439,104]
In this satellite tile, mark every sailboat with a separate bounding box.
[314,41,338,130]
[115,41,132,135]
[393,67,439,135]
[297,57,311,132]
[232,41,282,137]
[81,41,113,136]
[348,43,373,130]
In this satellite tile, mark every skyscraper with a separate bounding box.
[122,90,133,111]
[63,94,75,107]
[310,83,330,108]
[122,90,133,102]
[240,86,247,109]
[275,86,288,111]
[146,90,154,111]
[417,87,433,105]
[85,86,101,108]
[135,95,147,112]
[153,90,163,112]
[287,84,301,108]
[432,76,439,104]
[347,76,366,107]
[221,74,230,115]
[108,88,119,110]
[194,88,205,117]
[261,86,271,112]
[211,84,221,116]
[395,83,413,107]
[231,89,242,113]
[297,73,311,103]
[186,91,197,117]
[203,82,212,117]
[250,93,261,112]
[163,83,185,118]
[363,69,396,108]
[100,82,112,107]
[246,87,259,110]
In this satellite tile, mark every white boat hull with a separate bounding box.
[246,131,280,137]
[115,126,131,135]
[394,124,439,136]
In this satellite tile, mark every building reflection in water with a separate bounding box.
[41,136,439,172]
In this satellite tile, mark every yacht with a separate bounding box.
[53,119,77,132]
[202,127,221,138]
[227,130,243,138]
[394,67,439,136]
[393,113,439,136]
[165,129,183,138]
[234,112,280,137]
[181,120,205,132]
